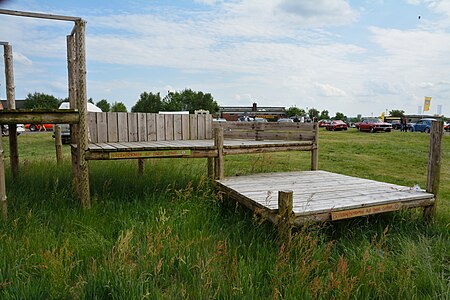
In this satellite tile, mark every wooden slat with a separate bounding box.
[164,114,174,141]
[96,112,108,143]
[156,114,165,141]
[137,113,147,142]
[117,112,128,142]
[197,114,205,140]
[181,114,190,140]
[174,114,182,140]
[128,113,138,142]
[0,110,79,124]
[205,114,212,139]
[88,112,98,143]
[190,114,197,140]
[147,113,157,141]
[107,112,118,142]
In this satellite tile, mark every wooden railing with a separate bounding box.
[88,112,212,143]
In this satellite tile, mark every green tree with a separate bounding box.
[96,99,111,112]
[24,92,60,109]
[308,108,320,120]
[111,102,127,112]
[389,109,405,117]
[131,92,162,113]
[319,110,330,120]
[334,112,346,121]
[286,106,305,117]
[161,89,219,114]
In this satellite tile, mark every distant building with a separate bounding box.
[219,102,286,121]
[0,99,26,109]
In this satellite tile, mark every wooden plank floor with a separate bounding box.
[216,170,435,223]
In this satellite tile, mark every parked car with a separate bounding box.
[390,120,402,130]
[254,117,268,122]
[277,118,293,123]
[1,124,25,136]
[212,118,227,123]
[444,122,449,132]
[409,118,436,133]
[325,120,348,131]
[25,124,54,131]
[57,102,102,144]
[355,118,392,133]
[318,119,331,127]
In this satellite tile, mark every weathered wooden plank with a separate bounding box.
[96,112,108,143]
[205,114,212,139]
[146,113,157,141]
[117,112,129,142]
[182,114,190,140]
[174,114,182,140]
[0,110,79,124]
[156,114,165,141]
[128,113,138,142]
[88,112,98,143]
[137,112,147,142]
[190,114,198,140]
[197,114,206,139]
[107,112,118,142]
[164,114,174,141]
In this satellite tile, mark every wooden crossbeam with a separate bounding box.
[0,110,79,124]
[0,9,80,22]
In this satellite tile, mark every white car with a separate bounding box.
[1,124,25,136]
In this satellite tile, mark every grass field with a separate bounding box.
[0,130,448,299]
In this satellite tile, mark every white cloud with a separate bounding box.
[13,52,32,65]
[315,83,347,97]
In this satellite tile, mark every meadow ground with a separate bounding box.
[0,129,448,299]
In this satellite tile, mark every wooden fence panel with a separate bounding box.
[190,114,198,140]
[197,115,205,140]
[128,113,138,142]
[165,114,174,141]
[137,113,147,142]
[156,114,165,141]
[181,114,190,140]
[146,113,157,141]
[174,114,182,140]
[107,112,118,142]
[205,114,212,139]
[88,112,98,143]
[117,113,129,142]
[96,112,108,143]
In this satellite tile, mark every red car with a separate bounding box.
[325,120,348,131]
[318,119,331,127]
[355,118,392,133]
[25,124,54,131]
[444,122,449,132]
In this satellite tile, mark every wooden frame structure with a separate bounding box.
[0,9,90,216]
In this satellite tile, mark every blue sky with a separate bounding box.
[0,0,449,117]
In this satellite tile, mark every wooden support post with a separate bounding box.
[3,44,18,179]
[424,120,443,220]
[278,190,294,244]
[75,20,90,208]
[54,125,62,164]
[0,135,7,221]
[255,122,265,141]
[138,158,145,175]
[207,157,215,179]
[214,127,224,180]
[67,34,80,197]
[311,122,319,171]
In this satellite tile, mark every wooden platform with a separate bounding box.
[216,170,435,224]
[83,139,314,160]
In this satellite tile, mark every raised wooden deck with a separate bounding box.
[83,139,314,160]
[216,170,435,224]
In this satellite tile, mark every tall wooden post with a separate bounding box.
[424,121,443,220]
[3,44,19,179]
[207,157,215,179]
[67,33,80,196]
[75,20,90,208]
[278,190,294,244]
[138,158,144,175]
[214,127,224,180]
[54,125,62,164]
[0,134,7,221]
[311,123,319,171]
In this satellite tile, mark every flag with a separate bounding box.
[423,96,431,112]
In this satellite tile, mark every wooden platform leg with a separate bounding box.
[54,125,62,165]
[311,123,319,171]
[0,135,7,221]
[214,127,224,180]
[207,157,215,179]
[278,190,294,244]
[71,146,80,197]
[138,158,145,176]
[424,121,443,220]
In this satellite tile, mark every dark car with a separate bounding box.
[409,118,436,133]
[355,118,392,133]
[325,120,348,131]
[390,120,402,130]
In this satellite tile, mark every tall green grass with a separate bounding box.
[0,130,448,298]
